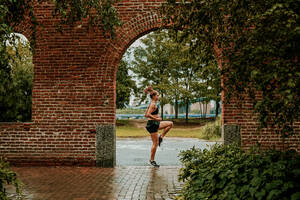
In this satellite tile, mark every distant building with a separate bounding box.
[129,97,221,115]
[161,100,220,115]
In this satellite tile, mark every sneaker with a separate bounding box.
[158,135,163,147]
[150,160,160,167]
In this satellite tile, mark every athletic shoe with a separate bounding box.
[150,160,160,167]
[158,135,163,147]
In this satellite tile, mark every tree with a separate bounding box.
[0,38,33,122]
[192,60,221,118]
[131,30,172,119]
[162,0,300,137]
[176,44,197,122]
[171,35,221,121]
[160,33,183,119]
[166,35,195,120]
[163,31,221,121]
[131,29,221,121]
[116,59,137,109]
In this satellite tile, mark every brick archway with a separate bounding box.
[1,0,299,167]
[96,10,165,167]
[13,17,33,44]
[104,10,163,105]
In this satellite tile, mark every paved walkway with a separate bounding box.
[6,166,182,200]
[5,138,216,199]
[117,137,217,166]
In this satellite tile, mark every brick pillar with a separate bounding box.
[95,124,116,167]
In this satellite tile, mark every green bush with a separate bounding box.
[0,40,33,122]
[202,117,221,140]
[0,158,22,200]
[177,144,300,200]
[116,108,146,114]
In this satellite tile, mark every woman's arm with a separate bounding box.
[145,103,161,121]
[144,105,150,118]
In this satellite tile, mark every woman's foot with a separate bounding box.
[158,135,163,147]
[150,160,160,167]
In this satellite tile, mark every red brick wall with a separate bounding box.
[0,122,95,166]
[0,0,299,166]
[222,94,300,152]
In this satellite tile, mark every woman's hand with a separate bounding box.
[156,117,162,121]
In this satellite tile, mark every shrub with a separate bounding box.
[0,158,22,200]
[116,108,146,114]
[177,144,300,200]
[1,39,33,122]
[201,117,221,140]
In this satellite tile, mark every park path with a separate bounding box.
[6,138,216,200]
[117,137,216,166]
[7,166,181,200]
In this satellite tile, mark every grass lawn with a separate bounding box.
[116,118,221,141]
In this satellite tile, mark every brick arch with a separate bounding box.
[117,11,163,61]
[104,11,164,107]
[98,11,164,117]
[13,18,34,44]
[99,11,163,67]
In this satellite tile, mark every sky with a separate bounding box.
[125,34,147,64]
[6,33,28,46]
[122,34,149,106]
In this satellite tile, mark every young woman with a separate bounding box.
[144,86,173,167]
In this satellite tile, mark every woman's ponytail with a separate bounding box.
[144,86,153,94]
[144,86,157,99]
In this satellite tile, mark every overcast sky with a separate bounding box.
[123,34,149,105]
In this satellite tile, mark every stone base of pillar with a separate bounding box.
[223,124,241,146]
[95,124,116,167]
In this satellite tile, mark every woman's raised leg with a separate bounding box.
[158,121,173,138]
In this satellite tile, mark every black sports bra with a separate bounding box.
[151,104,159,115]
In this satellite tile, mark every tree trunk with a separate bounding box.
[204,103,207,118]
[185,99,189,123]
[161,92,164,120]
[185,76,189,123]
[199,102,203,117]
[175,98,178,119]
[175,80,179,119]
[215,100,219,118]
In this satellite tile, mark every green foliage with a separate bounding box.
[131,31,172,107]
[202,117,221,140]
[116,59,137,109]
[0,158,23,200]
[116,108,146,114]
[177,144,300,200]
[161,0,300,137]
[52,0,122,37]
[0,40,33,122]
[131,30,221,120]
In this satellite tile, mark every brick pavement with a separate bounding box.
[5,166,182,200]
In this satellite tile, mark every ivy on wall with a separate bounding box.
[161,0,300,138]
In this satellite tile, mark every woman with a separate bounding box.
[144,86,173,167]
